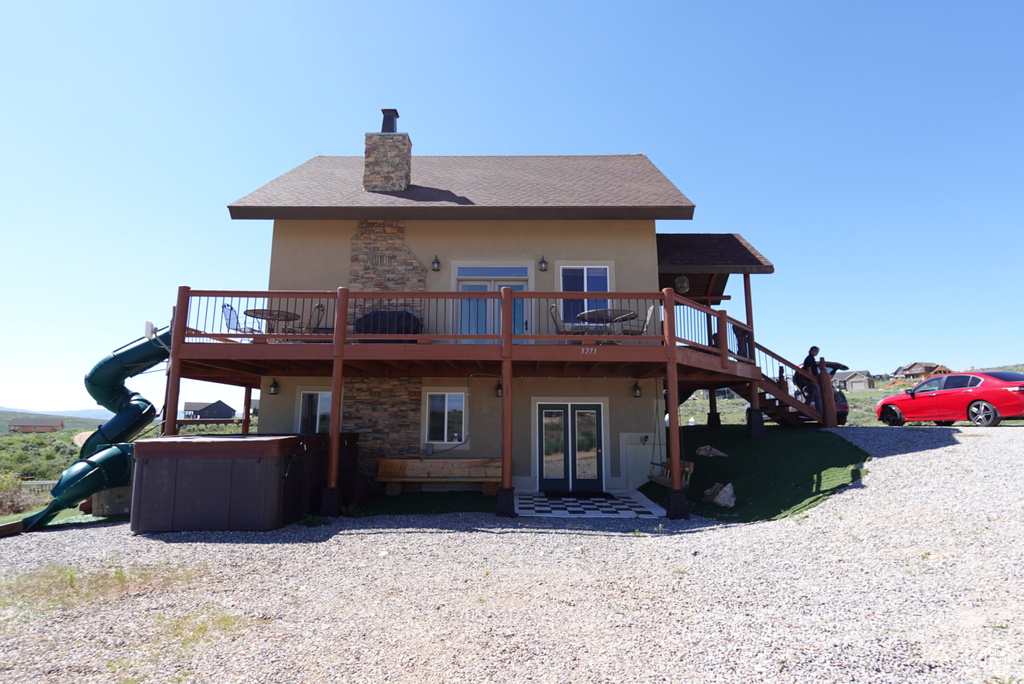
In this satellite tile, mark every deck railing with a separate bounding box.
[176,287,756,359]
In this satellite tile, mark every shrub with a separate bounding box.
[0,469,47,516]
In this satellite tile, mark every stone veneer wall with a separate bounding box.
[344,377,422,479]
[363,132,412,192]
[347,220,427,477]
[348,220,427,292]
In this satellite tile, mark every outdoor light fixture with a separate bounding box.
[431,256,440,271]
[269,379,279,395]
[495,382,503,398]
[539,256,548,271]
[632,381,642,398]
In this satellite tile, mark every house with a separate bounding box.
[8,418,64,433]
[182,401,236,420]
[834,370,874,392]
[155,109,834,521]
[896,363,952,381]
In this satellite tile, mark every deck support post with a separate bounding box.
[241,386,252,434]
[818,358,838,428]
[163,288,191,436]
[323,287,350,516]
[707,391,722,428]
[662,288,689,520]
[497,287,516,517]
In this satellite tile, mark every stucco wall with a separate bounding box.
[269,219,660,292]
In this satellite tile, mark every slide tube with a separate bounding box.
[22,328,172,531]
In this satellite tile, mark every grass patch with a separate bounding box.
[0,504,89,527]
[0,561,198,611]
[349,490,497,517]
[640,425,869,522]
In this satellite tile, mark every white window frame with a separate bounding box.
[422,389,468,446]
[295,388,337,434]
[558,262,613,320]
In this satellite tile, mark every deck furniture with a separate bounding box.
[622,305,656,336]
[244,308,301,333]
[375,458,502,496]
[549,304,587,336]
[221,303,261,334]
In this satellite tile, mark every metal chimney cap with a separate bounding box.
[381,109,400,133]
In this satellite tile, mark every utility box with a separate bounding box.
[130,434,327,533]
[93,486,132,516]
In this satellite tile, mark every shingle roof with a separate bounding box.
[656,234,774,274]
[229,155,695,221]
[9,418,63,427]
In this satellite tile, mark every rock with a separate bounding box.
[713,482,736,508]
[703,482,726,501]
[696,445,728,457]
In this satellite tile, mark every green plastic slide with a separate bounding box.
[21,328,172,531]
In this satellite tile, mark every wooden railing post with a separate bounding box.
[717,309,730,368]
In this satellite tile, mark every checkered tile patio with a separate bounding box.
[514,490,664,519]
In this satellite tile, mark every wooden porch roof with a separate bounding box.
[657,233,774,305]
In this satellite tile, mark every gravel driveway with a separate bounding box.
[2,426,1022,683]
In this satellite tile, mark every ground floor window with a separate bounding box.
[426,392,465,443]
[299,391,332,433]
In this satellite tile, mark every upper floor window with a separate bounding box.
[561,265,609,321]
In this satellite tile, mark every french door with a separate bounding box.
[538,403,603,493]
[459,281,528,341]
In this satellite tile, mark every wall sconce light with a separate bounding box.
[431,256,440,271]
[269,379,279,395]
[495,382,503,398]
[632,381,642,398]
[539,256,548,271]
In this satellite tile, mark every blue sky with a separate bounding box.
[1,1,1021,412]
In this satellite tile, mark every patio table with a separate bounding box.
[244,308,300,334]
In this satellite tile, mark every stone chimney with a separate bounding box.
[363,108,412,192]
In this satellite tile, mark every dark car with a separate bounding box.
[826,362,849,426]
[876,371,1024,427]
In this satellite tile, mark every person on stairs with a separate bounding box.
[801,346,823,411]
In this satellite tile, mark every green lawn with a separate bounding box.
[641,424,870,522]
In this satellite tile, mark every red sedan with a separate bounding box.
[877,371,1024,427]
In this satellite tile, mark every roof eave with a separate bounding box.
[228,204,695,222]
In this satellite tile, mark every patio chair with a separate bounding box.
[284,303,327,334]
[221,303,261,334]
[549,305,587,336]
[621,305,655,336]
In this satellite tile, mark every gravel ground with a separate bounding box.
[2,425,1022,683]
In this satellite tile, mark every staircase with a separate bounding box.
[751,377,825,427]
[734,344,837,428]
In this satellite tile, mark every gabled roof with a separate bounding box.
[835,370,872,381]
[229,155,695,221]
[9,418,63,427]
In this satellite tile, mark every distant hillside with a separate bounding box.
[0,409,110,433]
[982,363,1024,373]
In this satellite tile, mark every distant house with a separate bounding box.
[896,363,952,381]
[8,418,64,433]
[834,370,874,392]
[182,401,236,420]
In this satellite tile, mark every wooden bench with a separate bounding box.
[375,458,501,496]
